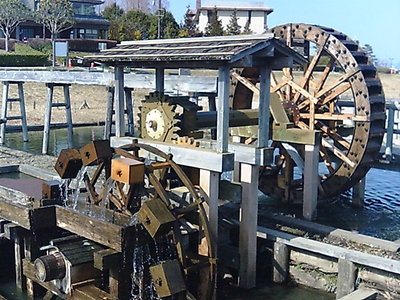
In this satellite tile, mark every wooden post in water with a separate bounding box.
[114,66,125,137]
[273,242,290,283]
[42,83,73,154]
[336,258,357,299]
[0,82,29,144]
[104,86,114,140]
[352,177,366,207]
[124,87,134,136]
[42,84,54,154]
[63,84,73,148]
[0,82,9,144]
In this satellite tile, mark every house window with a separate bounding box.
[85,29,99,39]
[73,3,82,15]
[73,3,96,16]
[78,28,85,39]
[83,4,96,16]
[207,10,212,23]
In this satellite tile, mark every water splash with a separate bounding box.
[72,166,88,210]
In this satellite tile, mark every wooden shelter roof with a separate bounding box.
[86,34,305,68]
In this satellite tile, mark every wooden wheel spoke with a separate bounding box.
[287,80,319,104]
[232,71,259,95]
[319,82,351,106]
[271,73,286,101]
[300,112,368,122]
[297,121,355,168]
[319,145,335,174]
[321,139,355,168]
[271,76,290,94]
[316,121,351,149]
[315,69,359,99]
[314,56,335,93]
[293,36,329,103]
[148,172,171,207]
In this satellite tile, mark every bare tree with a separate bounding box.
[0,0,30,51]
[36,0,74,66]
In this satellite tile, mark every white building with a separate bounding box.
[196,1,273,34]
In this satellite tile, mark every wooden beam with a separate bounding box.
[300,113,368,122]
[55,206,130,251]
[73,285,117,300]
[93,249,121,271]
[257,226,400,275]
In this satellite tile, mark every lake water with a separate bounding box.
[1,126,399,299]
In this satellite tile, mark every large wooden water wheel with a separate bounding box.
[232,24,386,198]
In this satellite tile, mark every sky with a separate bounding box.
[169,0,400,68]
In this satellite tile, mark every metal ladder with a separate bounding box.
[0,81,29,144]
[42,83,73,154]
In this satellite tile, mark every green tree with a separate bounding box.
[226,9,241,35]
[36,0,74,66]
[101,3,124,41]
[160,11,179,39]
[119,10,152,40]
[0,0,30,52]
[242,19,252,34]
[363,44,378,66]
[205,6,224,36]
[180,6,199,37]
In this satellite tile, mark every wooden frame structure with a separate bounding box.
[88,34,309,288]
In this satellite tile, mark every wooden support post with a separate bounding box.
[63,85,73,147]
[258,66,271,148]
[385,106,395,161]
[114,66,125,137]
[104,86,114,140]
[238,163,258,289]
[217,66,230,153]
[18,83,29,142]
[273,242,289,283]
[42,83,54,154]
[352,177,366,208]
[208,94,217,140]
[0,82,9,144]
[23,236,40,299]
[4,224,27,291]
[303,144,319,221]
[15,234,25,290]
[336,258,357,299]
[283,157,293,203]
[199,169,219,245]
[124,88,134,136]
[155,67,164,93]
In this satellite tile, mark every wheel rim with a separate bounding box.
[232,23,385,198]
